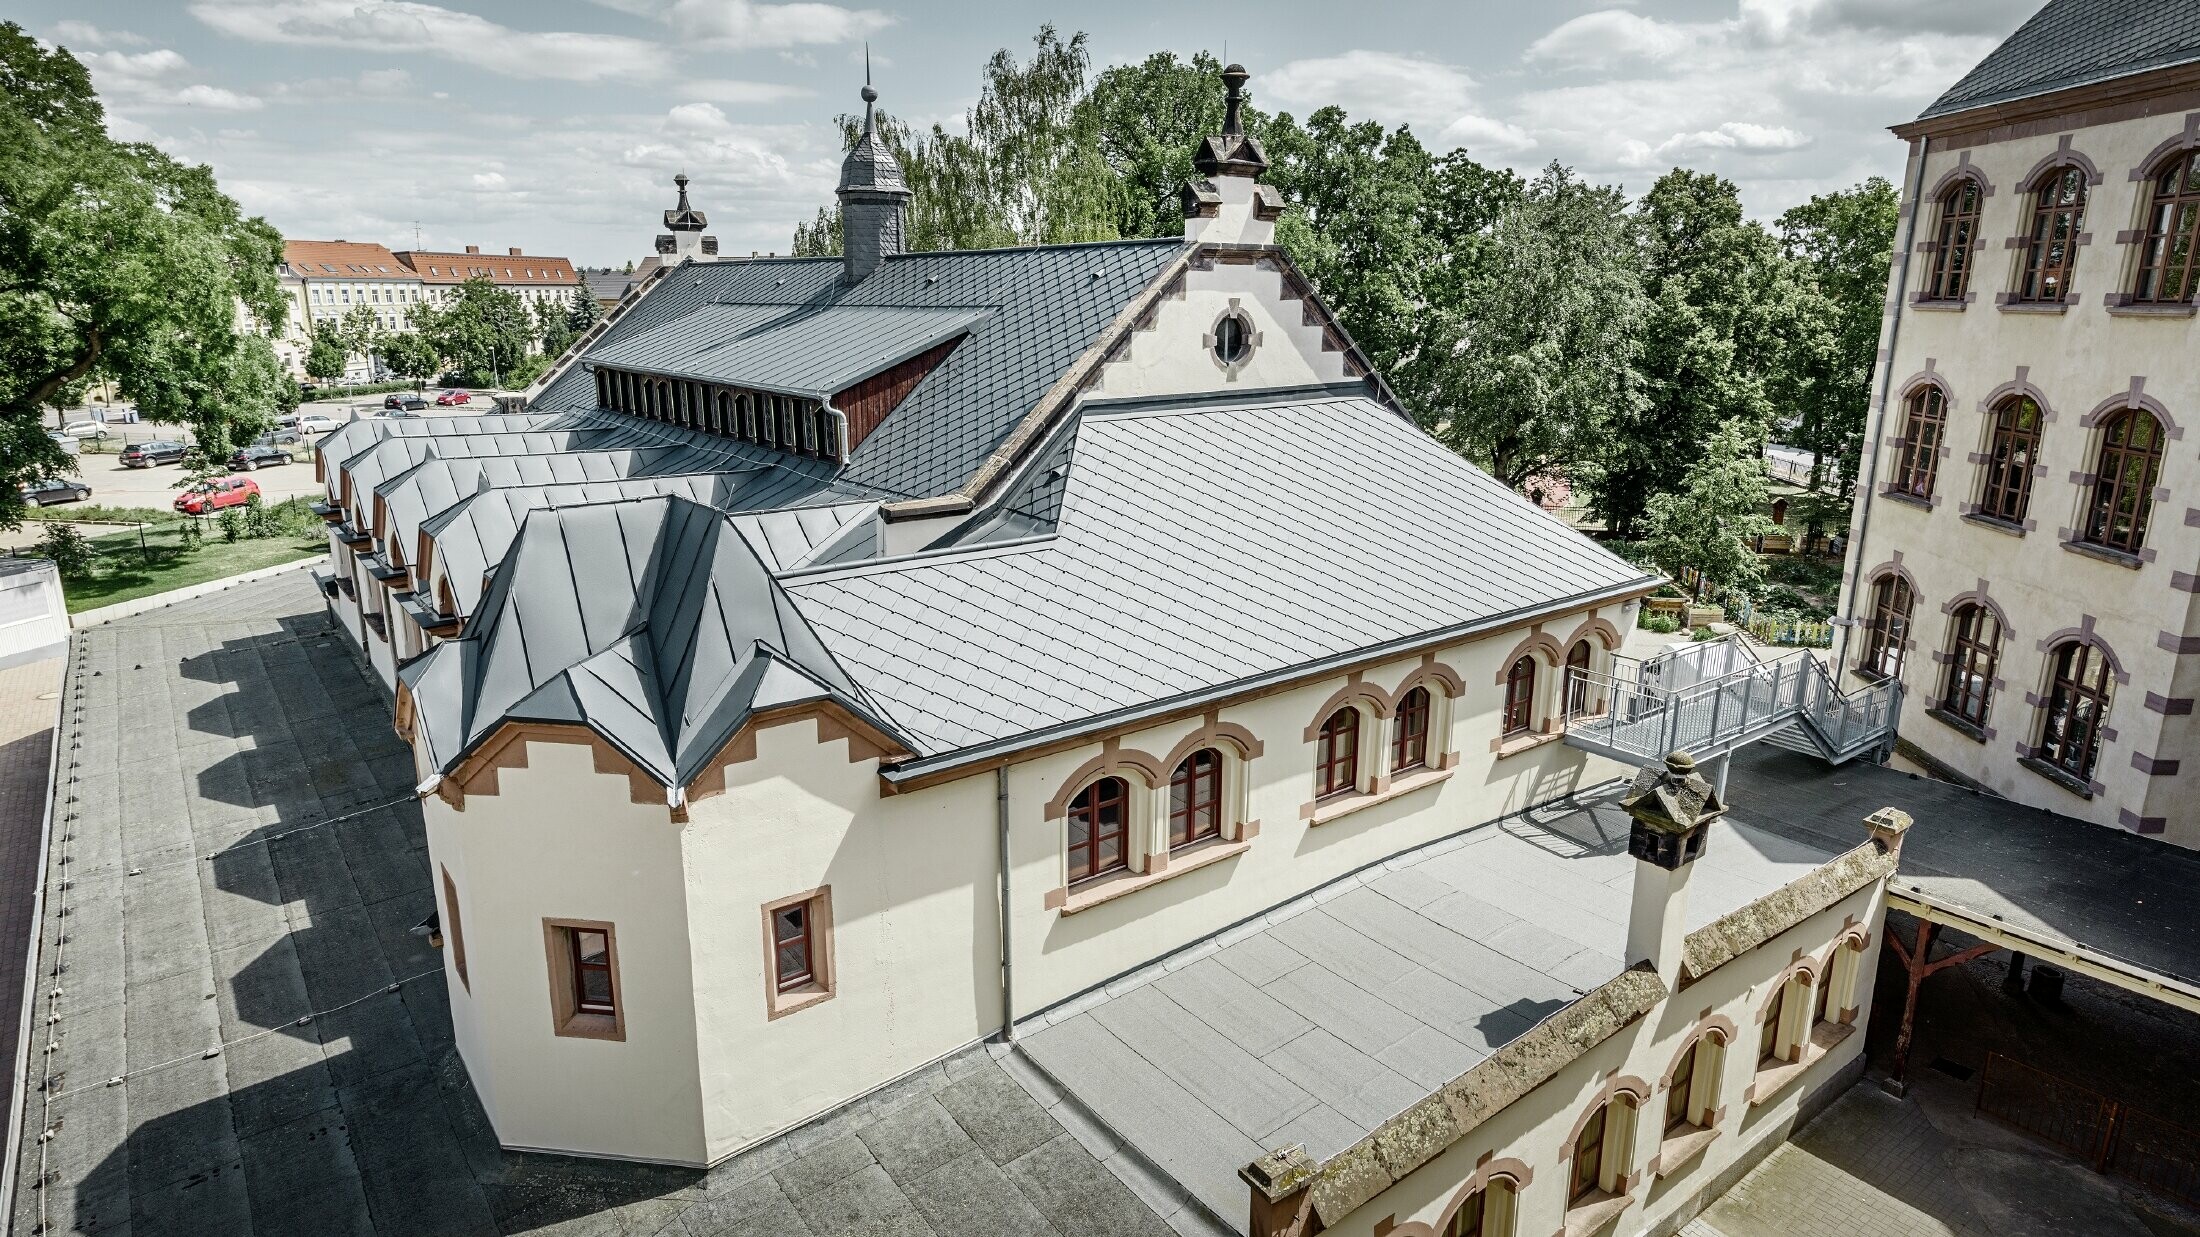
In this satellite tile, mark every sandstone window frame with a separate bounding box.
[2015,164,2089,304]
[1976,395,2044,526]
[1890,384,1947,499]
[1858,574,1914,681]
[2034,638,2115,784]
[761,886,836,1020]
[2078,409,2166,557]
[1067,775,1133,885]
[1391,686,1431,773]
[542,917,624,1042]
[2130,149,2200,306]
[1501,655,1536,737]
[1939,602,2003,729]
[1922,177,1985,302]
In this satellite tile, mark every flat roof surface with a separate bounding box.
[1725,745,2200,988]
[9,571,1181,1236]
[1020,786,1845,1228]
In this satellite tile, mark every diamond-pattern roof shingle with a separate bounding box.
[1918,0,2200,120]
[534,240,1185,500]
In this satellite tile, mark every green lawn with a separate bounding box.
[59,520,323,613]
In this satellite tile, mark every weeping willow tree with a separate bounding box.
[794,27,1122,254]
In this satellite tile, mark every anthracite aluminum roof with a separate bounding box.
[1917,0,2200,120]
[585,302,993,400]
[534,239,1186,499]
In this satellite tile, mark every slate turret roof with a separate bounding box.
[1918,0,2200,120]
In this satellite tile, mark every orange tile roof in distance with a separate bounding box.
[281,239,414,280]
[394,249,580,286]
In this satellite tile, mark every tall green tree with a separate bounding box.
[1639,421,1777,596]
[1778,177,1897,492]
[305,322,348,384]
[0,22,287,526]
[1590,169,1800,534]
[1084,50,1240,239]
[421,276,531,387]
[1412,163,1646,491]
[376,329,439,391]
[566,282,601,334]
[534,296,572,357]
[338,302,381,382]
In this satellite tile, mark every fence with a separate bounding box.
[1976,1051,2200,1207]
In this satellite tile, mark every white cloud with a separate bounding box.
[1266,50,1534,156]
[471,171,508,189]
[665,0,891,49]
[1527,11,1705,69]
[270,68,417,102]
[81,47,266,113]
[680,79,813,105]
[187,0,664,82]
[1661,121,1812,155]
[52,21,149,48]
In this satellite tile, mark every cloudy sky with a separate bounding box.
[18,0,2034,268]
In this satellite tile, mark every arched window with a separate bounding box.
[1758,983,1786,1065]
[594,369,611,407]
[1066,777,1130,884]
[1316,707,1359,799]
[1924,179,1982,301]
[2018,165,2087,303]
[715,391,734,435]
[1444,1188,1486,1237]
[2082,411,2165,554]
[1860,576,1912,679]
[1502,656,1536,737]
[2038,641,2114,781]
[1892,385,1946,498]
[1392,687,1430,772]
[2133,150,2200,304]
[1667,1035,1715,1133]
[1941,603,2001,727]
[1575,1096,1610,1197]
[1169,749,1223,849]
[1565,640,1594,717]
[1977,396,2042,523]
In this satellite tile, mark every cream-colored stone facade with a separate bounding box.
[1838,76,2200,846]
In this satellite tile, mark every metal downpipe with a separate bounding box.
[996,764,1015,1042]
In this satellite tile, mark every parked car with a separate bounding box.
[296,413,340,435]
[119,440,188,468]
[229,442,294,471]
[57,420,111,441]
[258,425,303,445]
[299,382,319,398]
[383,393,406,410]
[435,390,472,407]
[20,477,91,507]
[175,475,260,514]
[386,395,430,414]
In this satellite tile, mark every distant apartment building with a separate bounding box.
[1837,0,2200,844]
[394,245,582,313]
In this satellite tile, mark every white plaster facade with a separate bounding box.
[1836,68,2200,845]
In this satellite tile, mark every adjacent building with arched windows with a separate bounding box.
[1837,0,2200,846]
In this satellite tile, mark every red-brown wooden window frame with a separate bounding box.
[2133,150,2200,305]
[2038,641,2114,781]
[1444,1189,1486,1237]
[1067,776,1131,884]
[569,927,616,1017]
[1391,686,1430,773]
[771,901,814,992]
[1860,576,1913,680]
[1978,397,2042,523]
[1571,1102,1608,1201]
[1169,748,1223,849]
[1502,656,1536,737]
[1666,1039,1698,1132]
[2081,411,2165,555]
[1892,386,1946,498]
[1924,180,1982,301]
[2018,166,2087,303]
[1316,707,1360,799]
[1941,603,2001,727]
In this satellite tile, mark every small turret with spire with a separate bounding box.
[654,172,719,261]
[1182,63,1283,246]
[837,51,912,284]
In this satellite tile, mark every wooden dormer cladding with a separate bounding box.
[834,336,964,454]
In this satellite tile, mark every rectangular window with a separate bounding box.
[442,867,468,992]
[543,918,624,1040]
[761,887,835,1019]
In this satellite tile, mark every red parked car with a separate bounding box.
[435,390,472,406]
[174,475,260,515]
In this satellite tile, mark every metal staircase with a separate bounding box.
[1563,637,1901,768]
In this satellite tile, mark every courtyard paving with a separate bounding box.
[7,571,1182,1236]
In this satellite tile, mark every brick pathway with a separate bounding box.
[0,655,62,1126]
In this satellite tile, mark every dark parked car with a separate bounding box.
[229,442,294,471]
[120,440,188,468]
[21,477,91,507]
[260,425,303,445]
[386,395,430,414]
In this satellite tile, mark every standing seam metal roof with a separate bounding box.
[584,302,993,399]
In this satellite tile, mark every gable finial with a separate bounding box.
[1221,63,1247,137]
[861,44,878,132]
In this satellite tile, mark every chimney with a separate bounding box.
[508,247,523,256]
[1182,64,1283,246]
[464,244,480,254]
[836,61,911,284]
[1620,751,1725,984]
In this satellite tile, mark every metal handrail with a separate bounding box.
[1564,634,1899,765]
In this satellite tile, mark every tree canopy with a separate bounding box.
[1,21,289,526]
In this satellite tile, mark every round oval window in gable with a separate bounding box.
[1207,303,1260,377]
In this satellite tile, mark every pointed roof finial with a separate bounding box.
[1221,63,1249,137]
[1193,63,1268,179]
[839,52,909,197]
[861,44,878,129]
[663,171,707,232]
